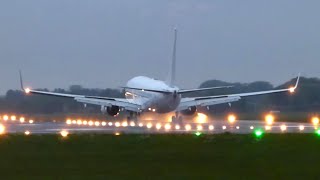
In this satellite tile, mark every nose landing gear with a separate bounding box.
[171,112,183,124]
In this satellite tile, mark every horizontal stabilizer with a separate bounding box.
[178,86,233,94]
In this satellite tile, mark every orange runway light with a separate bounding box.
[66,119,72,125]
[156,123,162,130]
[228,114,236,124]
[10,115,16,121]
[164,124,171,130]
[0,124,5,134]
[19,117,25,123]
[3,115,9,121]
[265,114,275,125]
[196,113,208,124]
[312,117,319,126]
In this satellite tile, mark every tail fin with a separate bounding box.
[166,28,177,87]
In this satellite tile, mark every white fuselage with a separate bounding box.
[125,76,181,113]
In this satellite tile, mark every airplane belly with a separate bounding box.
[154,96,181,113]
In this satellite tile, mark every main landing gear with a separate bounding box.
[171,112,183,124]
[127,112,138,123]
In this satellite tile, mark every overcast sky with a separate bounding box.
[0,0,319,94]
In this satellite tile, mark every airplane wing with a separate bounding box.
[24,89,142,112]
[19,72,142,112]
[177,74,300,111]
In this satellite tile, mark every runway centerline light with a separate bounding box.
[250,126,254,130]
[228,114,236,124]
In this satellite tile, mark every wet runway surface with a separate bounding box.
[1,120,317,134]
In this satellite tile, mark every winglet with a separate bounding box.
[294,73,301,89]
[19,70,24,91]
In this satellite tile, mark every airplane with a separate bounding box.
[19,29,300,124]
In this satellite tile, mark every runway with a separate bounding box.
[1,119,317,135]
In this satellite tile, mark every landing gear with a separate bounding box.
[171,112,183,124]
[127,112,138,123]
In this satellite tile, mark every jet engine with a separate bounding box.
[180,106,197,116]
[107,106,120,116]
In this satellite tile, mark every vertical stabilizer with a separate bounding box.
[166,28,177,87]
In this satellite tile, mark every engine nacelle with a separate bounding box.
[180,106,197,116]
[107,106,120,116]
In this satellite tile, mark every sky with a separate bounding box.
[0,0,319,94]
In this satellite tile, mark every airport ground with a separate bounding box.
[0,133,319,179]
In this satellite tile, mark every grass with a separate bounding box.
[0,134,320,179]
